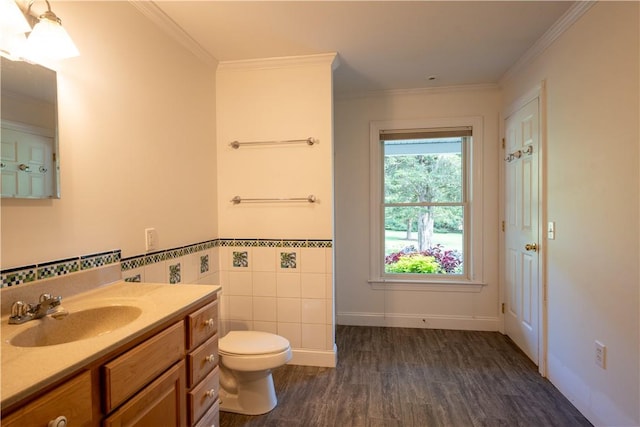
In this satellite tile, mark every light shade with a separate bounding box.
[0,0,30,58]
[0,0,31,34]
[0,31,26,60]
[22,12,79,62]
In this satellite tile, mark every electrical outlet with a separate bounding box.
[145,228,157,252]
[595,340,606,369]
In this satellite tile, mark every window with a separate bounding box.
[370,117,484,288]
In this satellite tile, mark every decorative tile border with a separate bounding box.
[1,265,37,287]
[120,255,145,271]
[120,239,219,272]
[120,238,332,272]
[1,238,332,288]
[219,239,332,248]
[1,250,121,288]
[81,251,121,271]
[38,257,79,279]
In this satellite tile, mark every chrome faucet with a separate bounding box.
[9,293,63,324]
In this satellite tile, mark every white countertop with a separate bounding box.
[1,281,220,410]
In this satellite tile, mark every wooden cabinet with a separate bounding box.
[2,293,219,427]
[186,299,219,426]
[1,371,93,427]
[103,360,186,427]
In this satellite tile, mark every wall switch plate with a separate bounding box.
[595,340,606,369]
[547,221,555,240]
[145,228,157,252]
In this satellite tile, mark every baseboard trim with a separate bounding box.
[337,312,500,331]
[289,345,337,368]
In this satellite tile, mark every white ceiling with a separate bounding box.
[142,1,574,95]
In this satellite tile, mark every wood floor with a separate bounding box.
[220,325,592,427]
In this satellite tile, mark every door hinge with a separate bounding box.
[501,138,505,149]
[501,220,505,232]
[501,303,505,314]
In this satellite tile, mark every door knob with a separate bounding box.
[525,243,538,252]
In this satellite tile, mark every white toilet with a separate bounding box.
[218,330,292,415]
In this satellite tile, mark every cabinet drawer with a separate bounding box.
[103,321,185,412]
[187,299,218,350]
[103,360,186,427]
[2,371,93,427]
[188,366,219,426]
[194,399,219,427]
[187,333,218,387]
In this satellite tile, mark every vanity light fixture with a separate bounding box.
[0,0,30,59]
[22,0,79,61]
[0,0,78,63]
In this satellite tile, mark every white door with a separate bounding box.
[1,126,54,198]
[504,97,540,364]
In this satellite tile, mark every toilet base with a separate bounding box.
[219,368,278,415]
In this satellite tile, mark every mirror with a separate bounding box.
[1,56,59,199]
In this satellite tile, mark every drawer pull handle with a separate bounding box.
[48,416,68,427]
[205,388,216,398]
[204,318,215,327]
[206,354,216,363]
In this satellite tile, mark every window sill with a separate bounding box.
[368,279,486,292]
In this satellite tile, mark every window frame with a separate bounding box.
[369,116,485,291]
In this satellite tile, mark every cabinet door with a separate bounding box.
[2,371,93,427]
[103,360,186,427]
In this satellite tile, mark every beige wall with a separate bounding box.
[216,55,335,239]
[334,87,502,329]
[502,3,639,425]
[1,2,218,268]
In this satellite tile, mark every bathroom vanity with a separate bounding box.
[1,279,221,427]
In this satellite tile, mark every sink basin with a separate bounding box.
[9,305,142,347]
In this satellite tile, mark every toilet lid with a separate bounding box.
[219,331,291,355]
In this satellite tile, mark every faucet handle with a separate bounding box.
[11,301,27,318]
[40,293,62,306]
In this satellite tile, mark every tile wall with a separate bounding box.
[1,238,334,356]
[120,240,219,286]
[218,239,334,352]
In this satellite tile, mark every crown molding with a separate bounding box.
[129,0,218,68]
[218,53,340,72]
[500,1,596,84]
[335,83,501,101]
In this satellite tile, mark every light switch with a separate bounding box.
[547,222,555,240]
[145,228,157,251]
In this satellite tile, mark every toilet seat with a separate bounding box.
[219,331,290,355]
